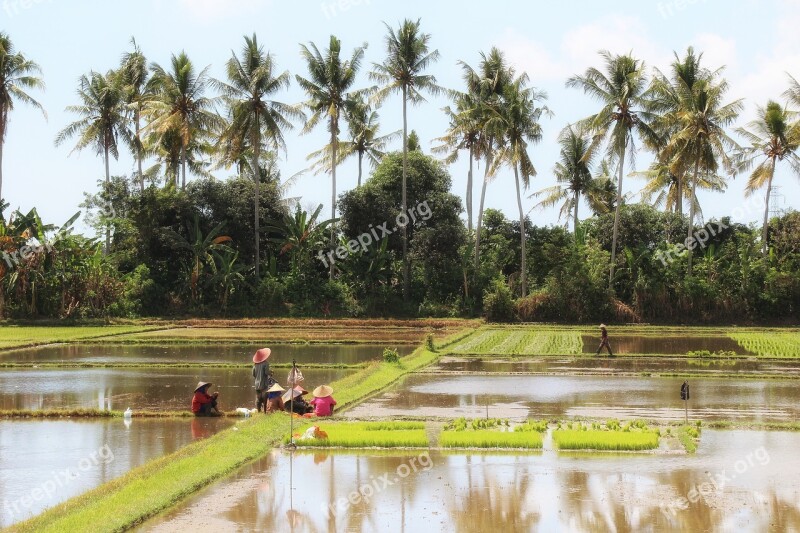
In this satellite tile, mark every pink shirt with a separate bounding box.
[310,396,336,416]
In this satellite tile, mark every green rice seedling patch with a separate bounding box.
[287,421,429,448]
[439,418,545,449]
[0,325,162,350]
[730,332,800,358]
[447,329,583,355]
[677,424,701,453]
[552,420,659,451]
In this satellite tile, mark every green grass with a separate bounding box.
[677,424,701,453]
[730,332,800,358]
[0,325,162,350]
[439,418,546,449]
[9,341,444,533]
[288,421,429,448]
[552,421,659,451]
[447,327,583,355]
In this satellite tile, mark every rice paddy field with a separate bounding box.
[447,328,583,355]
[0,325,163,350]
[729,332,800,358]
[552,420,661,451]
[287,421,429,448]
[439,418,545,449]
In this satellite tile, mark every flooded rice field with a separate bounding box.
[139,429,800,532]
[0,367,355,411]
[343,374,800,422]
[434,356,800,376]
[0,343,411,365]
[0,417,232,528]
[579,335,749,355]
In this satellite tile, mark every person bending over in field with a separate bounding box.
[192,382,221,416]
[595,324,613,356]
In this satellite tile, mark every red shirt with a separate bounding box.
[192,391,214,413]
[310,396,336,416]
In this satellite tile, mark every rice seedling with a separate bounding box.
[0,325,161,350]
[514,420,548,433]
[552,429,659,451]
[440,429,543,449]
[730,332,800,358]
[677,425,701,453]
[288,421,429,448]
[447,328,583,355]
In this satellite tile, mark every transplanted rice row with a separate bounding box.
[448,328,583,355]
[287,421,429,448]
[730,332,800,358]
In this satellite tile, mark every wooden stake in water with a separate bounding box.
[289,359,297,446]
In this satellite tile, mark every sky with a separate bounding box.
[3,0,799,236]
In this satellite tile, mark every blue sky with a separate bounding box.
[3,0,799,235]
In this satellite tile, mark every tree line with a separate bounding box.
[1,23,799,321]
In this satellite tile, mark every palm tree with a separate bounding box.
[531,125,609,234]
[785,74,800,108]
[492,76,547,297]
[461,48,513,281]
[118,38,150,192]
[567,51,659,287]
[146,51,221,190]
[0,32,46,202]
[216,33,298,281]
[433,90,481,232]
[735,101,800,256]
[55,71,130,253]
[307,95,400,186]
[296,35,365,279]
[650,48,742,273]
[371,18,441,301]
[634,161,726,216]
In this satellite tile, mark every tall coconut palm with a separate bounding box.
[735,101,800,256]
[461,48,513,280]
[531,125,608,234]
[785,74,800,108]
[371,18,441,301]
[296,35,365,279]
[492,76,547,297]
[567,51,658,287]
[307,94,400,186]
[650,49,742,273]
[0,32,46,202]
[215,33,299,280]
[118,38,151,192]
[433,90,481,232]
[634,161,726,216]
[55,71,130,253]
[146,52,221,190]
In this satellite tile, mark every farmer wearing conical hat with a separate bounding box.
[595,324,613,356]
[310,385,337,417]
[192,382,220,416]
[253,348,273,413]
[265,383,286,413]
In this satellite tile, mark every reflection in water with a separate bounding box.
[578,335,750,355]
[0,367,353,411]
[0,344,413,365]
[344,374,800,422]
[141,430,800,532]
[0,418,231,528]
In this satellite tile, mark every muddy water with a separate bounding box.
[0,367,353,411]
[139,429,800,532]
[0,417,231,528]
[0,343,411,365]
[435,356,800,376]
[579,335,748,355]
[343,374,800,422]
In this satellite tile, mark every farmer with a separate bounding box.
[283,386,313,415]
[310,385,337,417]
[192,382,221,416]
[252,347,273,412]
[265,383,285,413]
[595,324,613,356]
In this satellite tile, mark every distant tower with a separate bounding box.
[769,186,786,218]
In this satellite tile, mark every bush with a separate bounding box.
[255,277,287,315]
[483,277,515,322]
[382,347,400,364]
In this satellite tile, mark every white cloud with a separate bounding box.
[495,28,568,82]
[158,0,267,21]
[691,33,738,73]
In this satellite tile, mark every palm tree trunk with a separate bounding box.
[676,174,683,217]
[609,145,626,288]
[357,151,363,187]
[401,84,409,302]
[686,159,700,275]
[573,190,580,236]
[761,160,775,257]
[0,126,4,202]
[253,119,261,280]
[181,145,187,190]
[466,146,474,233]
[135,110,144,192]
[104,142,111,256]
[330,115,338,280]
[473,150,492,281]
[514,164,527,298]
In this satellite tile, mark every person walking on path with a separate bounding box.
[253,348,273,412]
[595,324,613,356]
